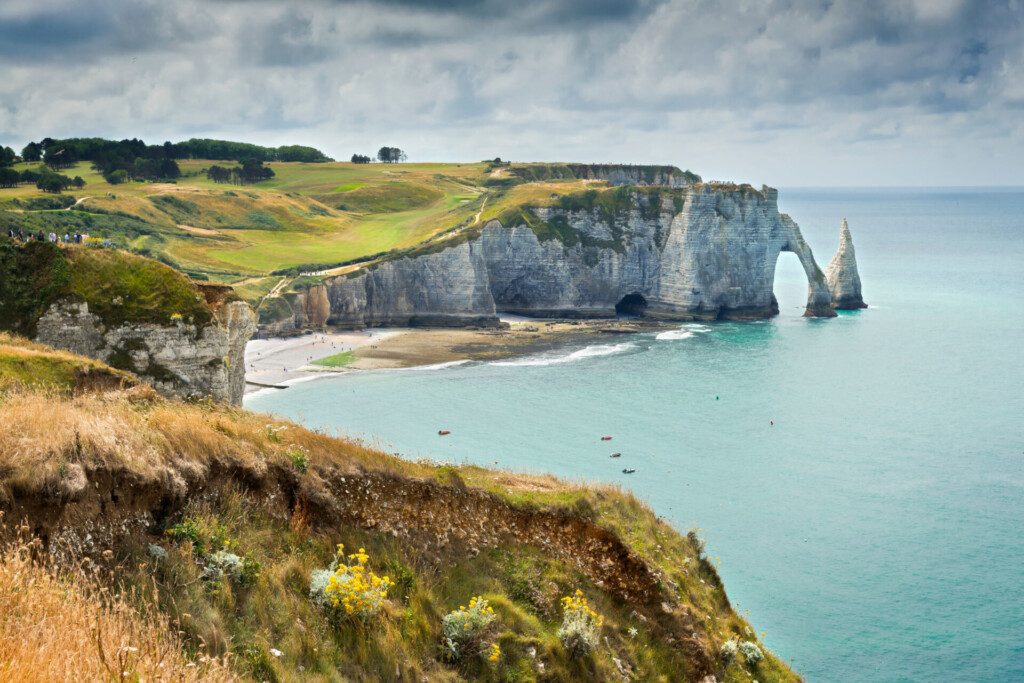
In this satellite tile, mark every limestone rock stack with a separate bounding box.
[825,218,867,309]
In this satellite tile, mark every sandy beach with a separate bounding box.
[244,318,668,393]
[244,329,407,392]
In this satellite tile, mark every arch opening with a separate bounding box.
[615,292,648,317]
[772,250,809,317]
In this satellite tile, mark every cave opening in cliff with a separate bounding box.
[615,292,648,317]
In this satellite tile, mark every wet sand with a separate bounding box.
[349,317,668,369]
[244,318,669,392]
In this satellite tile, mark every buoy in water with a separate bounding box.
[601,435,613,441]
[438,430,451,436]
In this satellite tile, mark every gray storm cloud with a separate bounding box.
[0,0,1021,185]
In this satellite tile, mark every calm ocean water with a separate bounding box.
[247,188,1024,682]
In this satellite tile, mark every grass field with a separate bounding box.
[0,159,496,283]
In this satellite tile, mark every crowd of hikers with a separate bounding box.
[5,227,88,244]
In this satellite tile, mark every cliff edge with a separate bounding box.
[0,346,801,682]
[309,183,837,329]
[0,239,256,404]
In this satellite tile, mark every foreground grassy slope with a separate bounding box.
[0,346,797,682]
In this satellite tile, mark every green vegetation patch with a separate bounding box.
[333,182,364,193]
[310,350,355,368]
[0,333,135,394]
[0,194,77,211]
[318,182,444,213]
[66,248,213,328]
[257,296,293,325]
[0,239,72,337]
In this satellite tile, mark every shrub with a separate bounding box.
[722,638,763,665]
[287,446,309,472]
[441,596,498,662]
[558,589,603,657]
[739,640,764,664]
[165,519,206,552]
[309,544,393,621]
[202,550,261,587]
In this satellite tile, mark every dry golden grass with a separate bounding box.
[0,535,234,682]
[0,386,440,498]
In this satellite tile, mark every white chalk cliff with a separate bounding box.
[313,183,841,327]
[825,218,867,309]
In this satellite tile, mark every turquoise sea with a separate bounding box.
[247,188,1024,682]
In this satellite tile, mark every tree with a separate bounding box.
[351,154,372,164]
[206,165,232,183]
[43,146,76,170]
[0,168,19,188]
[21,142,42,162]
[0,146,15,166]
[37,174,70,193]
[72,176,86,188]
[106,169,128,185]
[376,146,407,163]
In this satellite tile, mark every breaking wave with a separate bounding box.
[492,342,637,367]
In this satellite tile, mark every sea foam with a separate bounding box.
[492,342,637,367]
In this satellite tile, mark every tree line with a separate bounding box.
[349,147,408,164]
[0,165,83,193]
[206,159,276,185]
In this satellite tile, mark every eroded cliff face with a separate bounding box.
[35,298,256,404]
[318,184,836,328]
[826,218,867,309]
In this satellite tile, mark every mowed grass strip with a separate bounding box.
[310,350,356,368]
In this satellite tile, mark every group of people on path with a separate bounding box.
[5,228,88,244]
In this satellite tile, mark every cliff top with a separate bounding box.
[0,342,799,682]
[0,238,217,335]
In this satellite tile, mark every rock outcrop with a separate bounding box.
[314,184,837,327]
[826,218,867,309]
[35,297,256,404]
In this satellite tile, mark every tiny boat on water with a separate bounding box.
[438,430,451,436]
[622,468,636,474]
[610,452,621,458]
[601,435,613,441]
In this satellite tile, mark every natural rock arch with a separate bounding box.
[773,215,836,317]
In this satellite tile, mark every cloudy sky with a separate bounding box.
[1,0,1022,185]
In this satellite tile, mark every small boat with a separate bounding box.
[438,430,451,436]
[610,452,621,458]
[622,468,636,474]
[601,436,613,441]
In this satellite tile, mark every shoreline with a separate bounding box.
[244,318,670,392]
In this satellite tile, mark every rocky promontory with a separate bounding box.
[308,182,839,328]
[826,218,867,309]
[0,240,255,403]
